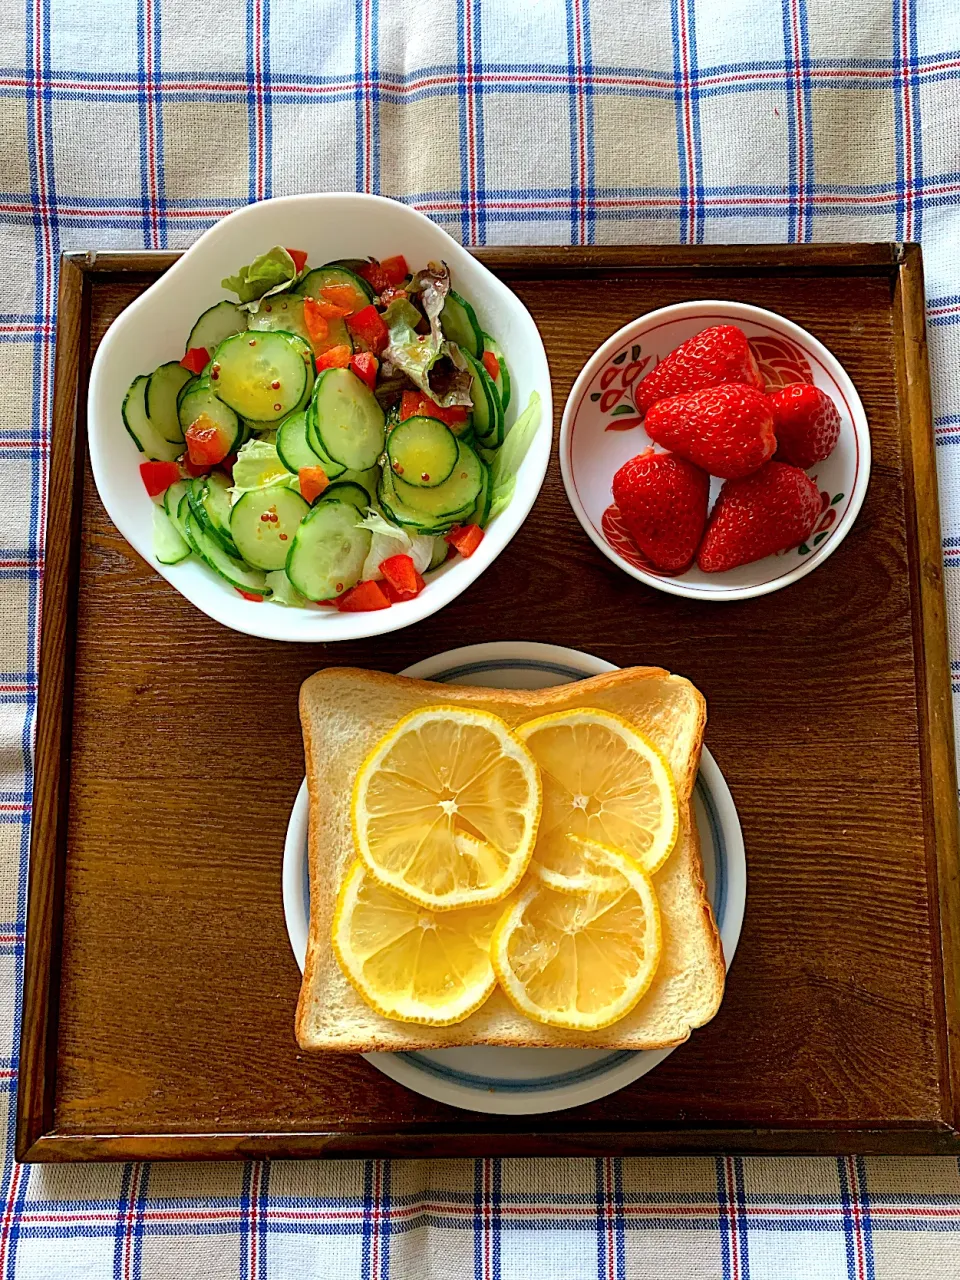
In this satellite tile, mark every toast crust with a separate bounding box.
[295,665,725,1053]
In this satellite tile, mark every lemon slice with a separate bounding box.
[492,843,662,1030]
[352,706,542,909]
[517,708,678,883]
[333,860,503,1024]
[529,834,626,895]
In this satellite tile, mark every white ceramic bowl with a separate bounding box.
[87,194,553,641]
[559,300,870,601]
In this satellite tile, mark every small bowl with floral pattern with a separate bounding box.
[559,300,870,602]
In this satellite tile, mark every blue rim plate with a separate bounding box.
[282,642,746,1115]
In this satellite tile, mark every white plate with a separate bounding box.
[283,642,746,1114]
[87,193,553,642]
[559,300,870,601]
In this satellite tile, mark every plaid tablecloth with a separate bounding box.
[2,0,959,1276]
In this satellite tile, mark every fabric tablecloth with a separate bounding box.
[2,0,960,1276]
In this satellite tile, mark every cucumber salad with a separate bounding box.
[124,245,541,610]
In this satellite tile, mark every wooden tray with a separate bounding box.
[17,244,960,1162]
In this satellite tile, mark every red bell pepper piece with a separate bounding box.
[316,344,352,371]
[298,465,329,503]
[310,295,350,320]
[236,589,264,602]
[346,304,389,356]
[382,572,426,603]
[321,284,362,313]
[482,350,500,383]
[180,454,210,478]
[399,390,469,428]
[336,579,392,612]
[358,259,390,294]
[180,346,210,376]
[378,553,423,600]
[185,413,231,467]
[444,524,484,558]
[349,351,378,391]
[380,255,409,286]
[139,459,181,497]
[302,296,329,350]
[286,247,308,273]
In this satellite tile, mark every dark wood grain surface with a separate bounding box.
[18,245,960,1160]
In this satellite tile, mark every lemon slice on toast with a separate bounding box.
[517,708,678,884]
[492,842,662,1031]
[352,706,541,910]
[333,861,504,1024]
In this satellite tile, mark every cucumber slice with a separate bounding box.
[122,374,182,462]
[202,471,238,548]
[177,374,200,412]
[326,258,370,275]
[183,509,270,596]
[467,456,492,527]
[312,367,386,470]
[287,334,316,412]
[386,416,458,488]
[247,294,313,346]
[185,476,211,526]
[303,403,349,480]
[152,504,190,565]
[164,480,190,539]
[297,265,373,310]
[378,466,469,534]
[231,485,310,571]
[339,464,382,495]
[482,332,511,412]
[210,331,307,423]
[178,377,241,451]
[276,411,324,473]
[146,361,192,444]
[187,300,247,354]
[393,439,483,518]
[427,537,450,571]
[462,350,504,447]
[440,289,483,357]
[285,498,371,601]
[187,476,239,557]
[322,480,371,511]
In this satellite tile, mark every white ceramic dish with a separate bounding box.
[282,641,746,1116]
[87,194,553,641]
[559,300,870,602]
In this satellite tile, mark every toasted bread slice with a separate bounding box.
[295,665,724,1052]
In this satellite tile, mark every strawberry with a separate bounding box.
[769,383,841,469]
[635,324,763,414]
[611,448,710,574]
[697,461,821,572]
[644,384,776,479]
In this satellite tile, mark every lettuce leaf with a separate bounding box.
[413,261,449,349]
[229,437,294,500]
[356,508,436,580]
[382,297,472,408]
[221,246,299,312]
[264,570,310,608]
[486,392,542,522]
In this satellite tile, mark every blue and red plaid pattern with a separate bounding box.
[1,0,959,1275]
